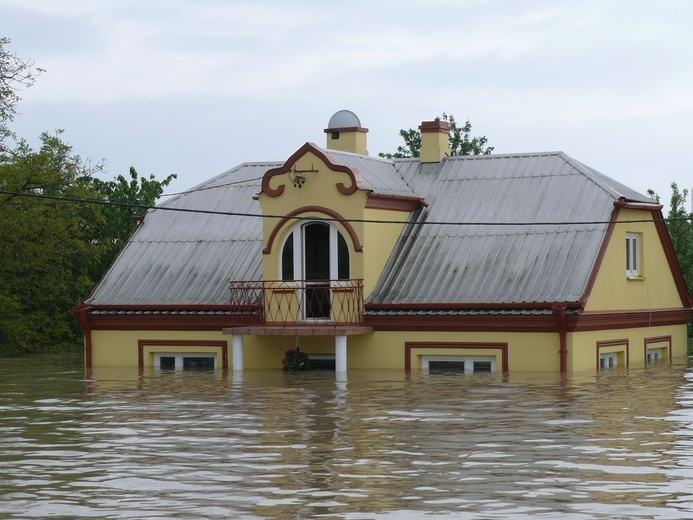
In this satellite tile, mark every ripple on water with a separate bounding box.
[1,356,693,518]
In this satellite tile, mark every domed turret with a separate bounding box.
[327,110,362,129]
[324,110,368,155]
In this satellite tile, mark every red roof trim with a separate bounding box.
[78,305,692,333]
[366,301,583,311]
[579,206,620,306]
[263,205,364,254]
[365,192,427,211]
[613,199,664,211]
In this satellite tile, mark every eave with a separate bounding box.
[365,307,693,333]
[365,192,427,211]
[75,304,693,334]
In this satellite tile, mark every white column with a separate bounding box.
[335,335,347,373]
[232,335,244,371]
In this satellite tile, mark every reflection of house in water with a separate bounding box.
[74,111,693,374]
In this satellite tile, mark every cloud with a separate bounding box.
[2,0,692,202]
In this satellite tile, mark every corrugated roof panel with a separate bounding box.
[86,162,272,306]
[87,146,650,309]
[367,152,641,305]
[324,148,416,197]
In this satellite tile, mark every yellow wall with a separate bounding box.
[90,330,229,368]
[362,208,408,297]
[585,208,683,312]
[258,150,409,298]
[326,130,368,155]
[259,151,367,282]
[90,329,377,369]
[90,322,688,372]
[420,131,451,163]
[568,324,688,372]
[346,331,560,371]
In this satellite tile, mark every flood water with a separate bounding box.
[2,355,693,519]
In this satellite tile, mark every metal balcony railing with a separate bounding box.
[228,279,365,325]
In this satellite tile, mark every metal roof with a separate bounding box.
[85,162,275,306]
[367,152,653,305]
[86,147,654,308]
[323,148,417,198]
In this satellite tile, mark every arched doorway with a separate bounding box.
[281,222,350,320]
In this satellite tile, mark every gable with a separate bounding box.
[583,206,691,312]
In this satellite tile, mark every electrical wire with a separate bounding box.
[0,189,690,227]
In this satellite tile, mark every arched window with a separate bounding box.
[280,222,351,319]
[280,222,350,281]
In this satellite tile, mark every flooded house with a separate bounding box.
[73,111,693,373]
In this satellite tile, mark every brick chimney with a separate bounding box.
[325,110,368,155]
[419,120,451,163]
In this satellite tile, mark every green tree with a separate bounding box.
[0,38,176,355]
[379,113,494,159]
[0,132,101,353]
[659,183,693,292]
[0,37,43,153]
[89,167,176,278]
[0,133,176,355]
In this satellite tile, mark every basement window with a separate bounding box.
[155,353,217,371]
[647,348,663,364]
[599,352,618,370]
[308,354,336,370]
[422,355,496,374]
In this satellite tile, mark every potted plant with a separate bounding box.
[282,346,310,371]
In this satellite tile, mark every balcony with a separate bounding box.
[228,279,366,328]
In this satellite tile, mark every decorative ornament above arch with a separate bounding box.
[261,142,364,197]
[263,206,364,255]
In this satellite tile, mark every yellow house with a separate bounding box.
[74,111,693,373]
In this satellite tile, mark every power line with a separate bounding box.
[161,176,266,197]
[0,189,690,227]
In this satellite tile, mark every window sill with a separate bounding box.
[627,275,645,281]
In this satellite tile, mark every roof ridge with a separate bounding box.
[560,153,654,203]
[319,146,396,164]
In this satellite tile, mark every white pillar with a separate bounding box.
[232,335,244,371]
[335,335,347,373]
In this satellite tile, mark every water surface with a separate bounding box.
[1,354,693,518]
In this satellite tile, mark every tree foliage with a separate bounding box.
[0,37,44,153]
[90,167,176,279]
[649,183,693,293]
[0,39,175,355]
[0,134,176,355]
[379,113,494,159]
[0,132,101,353]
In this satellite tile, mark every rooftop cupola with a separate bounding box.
[419,120,451,163]
[325,110,369,155]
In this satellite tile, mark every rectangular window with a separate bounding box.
[647,348,663,364]
[154,353,217,371]
[626,233,641,276]
[423,356,496,374]
[600,352,618,370]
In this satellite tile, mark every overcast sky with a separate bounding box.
[2,0,692,205]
